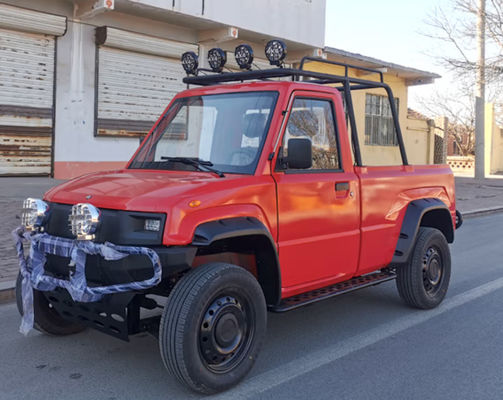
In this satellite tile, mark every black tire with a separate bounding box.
[159,263,267,394]
[15,273,86,335]
[396,227,451,309]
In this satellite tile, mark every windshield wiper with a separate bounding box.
[160,157,225,178]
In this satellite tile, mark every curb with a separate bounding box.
[461,206,503,219]
[0,280,15,305]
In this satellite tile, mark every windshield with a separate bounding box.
[129,91,278,174]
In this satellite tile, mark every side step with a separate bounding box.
[269,269,396,312]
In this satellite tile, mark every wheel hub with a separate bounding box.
[215,313,242,349]
[199,296,249,371]
[423,247,443,292]
[427,259,441,285]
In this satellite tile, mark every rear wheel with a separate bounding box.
[396,227,451,309]
[159,263,267,394]
[15,273,86,335]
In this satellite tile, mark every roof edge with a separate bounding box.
[323,46,441,84]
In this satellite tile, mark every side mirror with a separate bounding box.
[287,138,312,169]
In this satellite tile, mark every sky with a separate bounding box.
[324,0,457,113]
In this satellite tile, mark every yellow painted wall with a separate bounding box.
[485,103,503,174]
[492,130,503,173]
[405,116,434,164]
[304,61,432,166]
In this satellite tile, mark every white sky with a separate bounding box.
[324,0,458,114]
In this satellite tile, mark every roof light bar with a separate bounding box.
[265,39,287,66]
[234,44,254,70]
[207,48,227,73]
[181,51,198,75]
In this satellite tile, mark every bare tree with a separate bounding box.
[418,89,475,156]
[424,0,503,99]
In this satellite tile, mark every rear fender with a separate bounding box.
[392,198,454,264]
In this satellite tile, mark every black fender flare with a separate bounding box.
[392,198,454,264]
[192,217,281,305]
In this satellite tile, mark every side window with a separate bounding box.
[360,91,403,166]
[282,98,340,170]
[364,94,399,146]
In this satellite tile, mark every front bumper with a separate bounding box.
[13,227,162,302]
[13,227,165,335]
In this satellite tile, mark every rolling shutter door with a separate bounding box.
[0,4,66,176]
[95,27,197,136]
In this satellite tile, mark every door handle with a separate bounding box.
[335,182,349,192]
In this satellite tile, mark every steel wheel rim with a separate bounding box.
[199,293,254,373]
[422,246,443,296]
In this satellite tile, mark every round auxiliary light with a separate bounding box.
[265,39,287,66]
[234,44,254,70]
[207,48,227,73]
[181,51,198,75]
[21,198,49,231]
[68,203,101,240]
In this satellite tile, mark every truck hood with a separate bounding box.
[44,169,227,212]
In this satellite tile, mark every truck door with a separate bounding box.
[273,91,361,296]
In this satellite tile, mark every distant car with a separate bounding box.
[14,41,461,394]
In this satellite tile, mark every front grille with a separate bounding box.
[45,202,166,245]
[45,203,73,238]
[44,253,155,286]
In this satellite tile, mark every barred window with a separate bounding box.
[365,94,399,146]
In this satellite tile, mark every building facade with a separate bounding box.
[305,48,439,166]
[0,0,439,179]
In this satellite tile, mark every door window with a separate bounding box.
[281,98,341,171]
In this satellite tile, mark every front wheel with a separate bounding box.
[15,273,86,335]
[159,263,267,394]
[396,227,451,309]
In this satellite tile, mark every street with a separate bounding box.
[1,213,503,400]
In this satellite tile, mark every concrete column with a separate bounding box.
[53,21,138,179]
[474,0,486,179]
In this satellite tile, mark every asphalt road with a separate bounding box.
[1,213,503,400]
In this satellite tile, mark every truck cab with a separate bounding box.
[14,42,460,394]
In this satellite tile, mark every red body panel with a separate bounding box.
[44,81,456,300]
[355,165,455,275]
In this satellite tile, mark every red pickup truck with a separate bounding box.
[14,42,460,394]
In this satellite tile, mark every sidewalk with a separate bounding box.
[1,176,503,302]
[0,178,65,302]
[455,176,503,215]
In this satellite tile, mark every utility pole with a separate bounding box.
[474,0,486,180]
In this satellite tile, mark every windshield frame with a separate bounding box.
[128,90,280,176]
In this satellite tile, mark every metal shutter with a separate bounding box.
[96,47,186,136]
[95,27,197,137]
[0,4,66,36]
[0,28,55,175]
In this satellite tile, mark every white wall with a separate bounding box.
[129,0,326,47]
[54,21,139,162]
[4,0,326,168]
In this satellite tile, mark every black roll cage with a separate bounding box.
[183,57,408,167]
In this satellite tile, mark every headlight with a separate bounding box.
[68,203,101,240]
[265,39,287,66]
[21,198,49,231]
